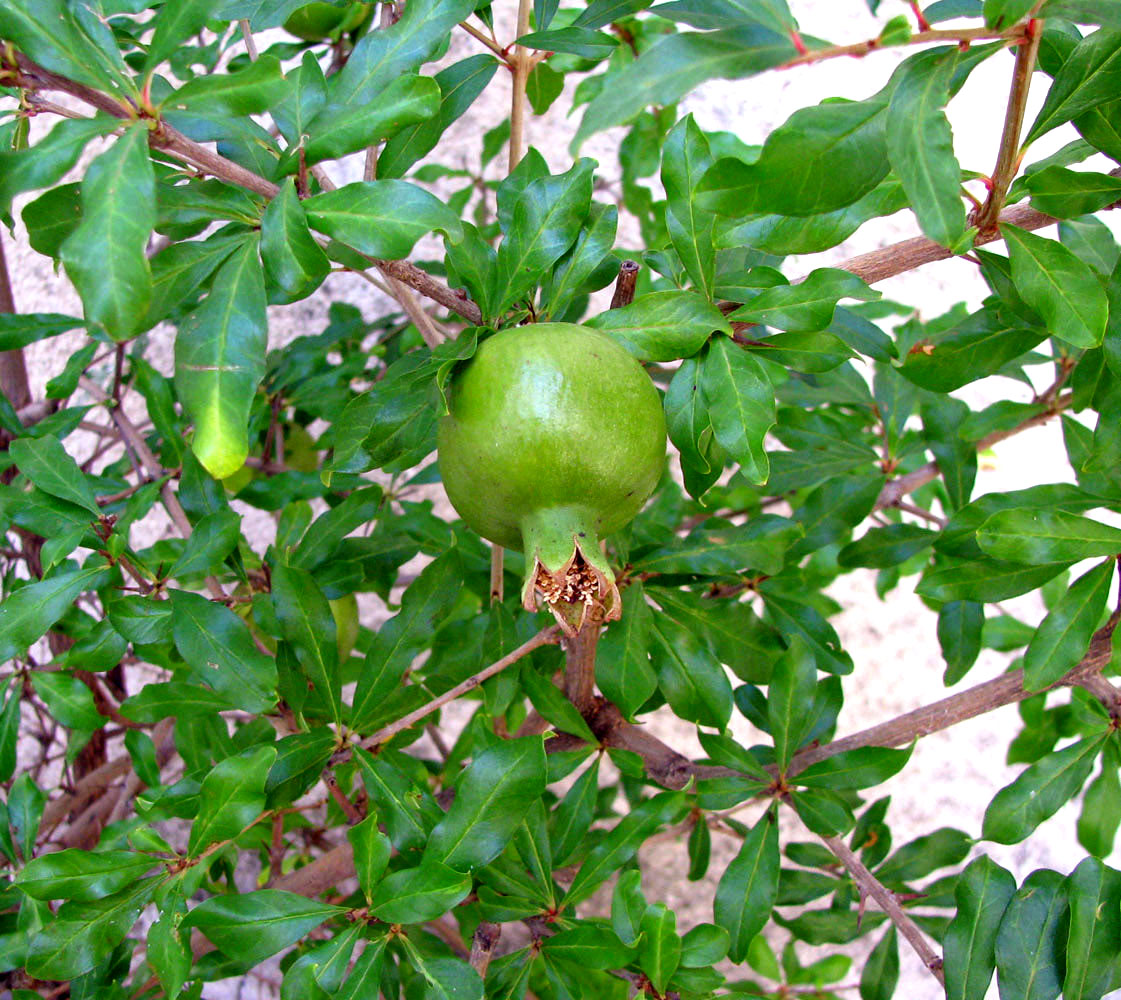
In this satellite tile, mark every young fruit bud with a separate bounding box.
[438,324,666,634]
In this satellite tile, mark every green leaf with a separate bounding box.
[351,548,462,731]
[767,636,817,772]
[183,889,345,965]
[597,583,657,720]
[662,115,717,298]
[408,953,484,1000]
[550,757,600,867]
[541,926,634,969]
[639,903,681,994]
[588,290,729,362]
[170,588,277,712]
[564,791,685,906]
[261,179,330,304]
[174,237,267,479]
[16,849,156,902]
[983,734,1105,843]
[26,878,157,981]
[650,613,734,730]
[838,523,937,569]
[730,269,878,333]
[0,0,131,93]
[542,202,618,320]
[168,508,241,579]
[944,856,1017,1000]
[1024,559,1114,690]
[368,862,472,923]
[494,159,595,312]
[875,828,973,884]
[699,98,888,217]
[759,586,854,675]
[331,0,476,106]
[426,737,546,871]
[1001,224,1108,349]
[519,25,618,58]
[166,56,288,117]
[860,927,899,1000]
[654,0,796,32]
[1027,28,1121,144]
[984,0,1036,27]
[289,74,441,170]
[148,908,191,1000]
[1078,740,1121,857]
[0,565,112,662]
[304,180,463,260]
[714,811,780,963]
[938,600,985,685]
[188,745,275,856]
[1064,857,1121,1000]
[917,557,1070,603]
[0,313,87,352]
[142,0,217,76]
[0,679,19,782]
[680,923,729,967]
[791,787,855,836]
[994,868,1068,1000]
[379,55,500,178]
[793,746,913,790]
[30,672,103,731]
[699,336,775,485]
[574,26,794,148]
[356,748,441,852]
[121,681,235,723]
[886,48,967,247]
[1024,166,1121,218]
[521,664,597,744]
[977,508,1121,564]
[60,123,155,342]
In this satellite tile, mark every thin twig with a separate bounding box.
[239,19,259,61]
[820,833,946,986]
[460,19,510,61]
[974,18,1041,235]
[779,25,1010,70]
[470,922,501,978]
[610,260,639,309]
[508,0,534,172]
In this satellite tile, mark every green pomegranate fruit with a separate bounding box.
[438,323,666,632]
[283,1,371,40]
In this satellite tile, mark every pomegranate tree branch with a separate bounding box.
[820,832,946,986]
[779,25,1011,71]
[974,18,1042,235]
[8,53,483,325]
[508,0,534,173]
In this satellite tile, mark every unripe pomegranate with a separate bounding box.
[438,324,666,632]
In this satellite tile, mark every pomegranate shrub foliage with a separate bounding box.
[0,1,1120,998]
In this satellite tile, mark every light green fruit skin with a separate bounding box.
[283,2,371,40]
[437,323,666,591]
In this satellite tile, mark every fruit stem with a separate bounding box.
[564,620,600,715]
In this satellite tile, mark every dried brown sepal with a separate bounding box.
[525,545,620,637]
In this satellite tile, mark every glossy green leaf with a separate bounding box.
[174,237,267,479]
[699,98,888,217]
[875,827,973,885]
[714,811,780,962]
[30,671,103,731]
[541,926,634,969]
[917,557,1070,603]
[860,927,899,1000]
[730,269,878,333]
[148,907,191,1000]
[304,180,463,261]
[351,547,462,731]
[589,290,729,361]
[650,613,734,730]
[121,681,235,722]
[188,745,275,856]
[60,124,155,342]
[1002,224,1108,349]
[886,47,967,247]
[1024,166,1121,219]
[596,583,657,721]
[984,0,1036,27]
[168,508,241,579]
[944,855,1017,1000]
[994,868,1068,1000]
[183,890,345,965]
[938,600,985,685]
[767,636,817,772]
[142,0,217,76]
[1027,28,1121,143]
[368,862,472,923]
[261,179,330,304]
[983,734,1105,843]
[575,26,795,148]
[1063,857,1121,1000]
[839,523,936,570]
[271,562,342,726]
[426,736,546,871]
[379,55,500,178]
[9,436,98,514]
[521,664,597,744]
[662,114,717,298]
[794,746,913,790]
[699,335,775,485]
[550,757,601,867]
[564,791,685,907]
[1024,558,1114,690]
[1078,740,1121,857]
[977,508,1121,564]
[639,903,681,994]
[16,850,156,902]
[0,565,112,662]
[166,56,288,116]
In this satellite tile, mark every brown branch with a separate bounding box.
[974,18,1042,235]
[508,0,534,173]
[820,833,945,986]
[610,259,639,309]
[564,623,599,716]
[0,233,31,410]
[350,627,562,755]
[470,922,501,978]
[779,26,1011,71]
